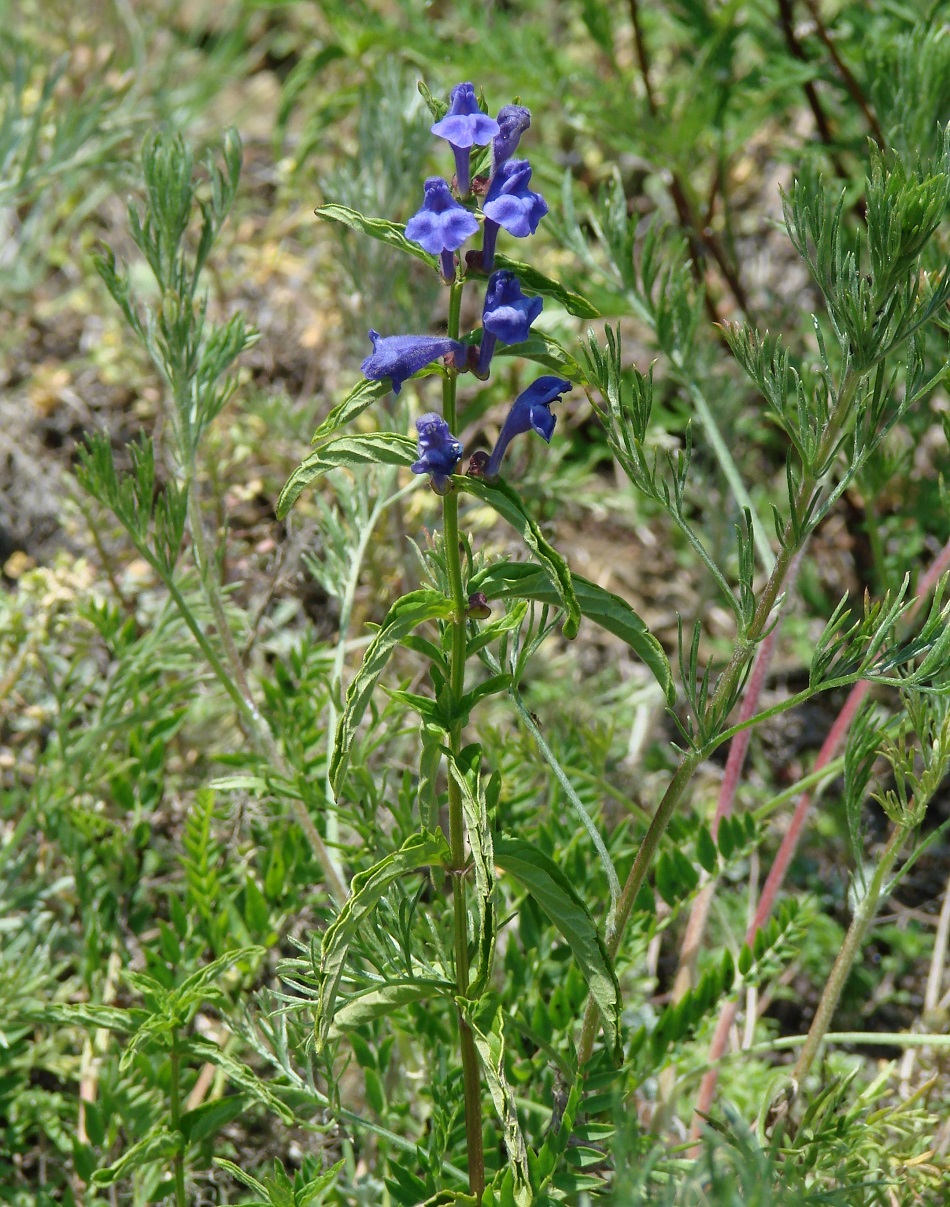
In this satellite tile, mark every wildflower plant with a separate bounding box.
[278,75,950,1203]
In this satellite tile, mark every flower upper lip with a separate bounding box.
[431,82,500,149]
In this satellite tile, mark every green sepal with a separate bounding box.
[315,829,451,1050]
[277,432,416,518]
[470,560,674,704]
[459,479,580,639]
[315,202,438,269]
[330,589,454,794]
[494,835,622,1059]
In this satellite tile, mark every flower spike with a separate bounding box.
[361,331,466,395]
[431,82,499,196]
[411,412,463,493]
[484,376,572,478]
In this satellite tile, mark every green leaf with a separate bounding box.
[330,589,455,794]
[277,432,416,519]
[695,825,718,875]
[213,1158,269,1197]
[91,1128,179,1185]
[470,560,673,703]
[316,829,451,1050]
[179,1095,248,1144]
[311,376,391,443]
[315,203,438,269]
[460,997,531,1198]
[494,836,621,1057]
[493,331,588,384]
[328,979,455,1037]
[459,480,580,639]
[446,748,496,996]
[494,252,600,319]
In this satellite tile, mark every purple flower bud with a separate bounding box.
[476,270,543,377]
[492,105,531,173]
[405,178,480,274]
[431,82,500,196]
[361,331,467,396]
[481,159,548,270]
[411,412,464,493]
[484,376,572,478]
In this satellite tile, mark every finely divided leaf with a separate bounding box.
[277,432,417,518]
[330,589,455,794]
[494,252,600,319]
[495,835,622,1058]
[459,479,580,639]
[315,203,438,269]
[470,560,674,704]
[316,830,451,1049]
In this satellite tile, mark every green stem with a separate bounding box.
[169,1040,186,1207]
[793,824,907,1084]
[441,279,485,1197]
[576,367,865,1065]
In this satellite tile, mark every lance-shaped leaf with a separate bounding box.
[494,835,622,1059]
[470,560,674,705]
[330,589,455,794]
[277,432,417,519]
[316,829,451,1050]
[460,997,531,1200]
[328,978,456,1038]
[315,203,438,269]
[459,478,580,639]
[91,1128,180,1186]
[312,377,391,444]
[446,747,496,997]
[494,252,600,319]
[494,329,589,384]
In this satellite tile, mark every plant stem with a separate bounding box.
[793,824,907,1083]
[577,365,867,1066]
[169,1040,186,1207]
[441,278,485,1197]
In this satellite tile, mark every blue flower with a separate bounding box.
[476,270,543,377]
[484,376,572,478]
[431,82,499,196]
[411,412,463,493]
[481,159,548,270]
[492,105,531,173]
[361,331,467,395]
[405,177,480,281]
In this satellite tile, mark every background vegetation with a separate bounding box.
[2,0,950,1203]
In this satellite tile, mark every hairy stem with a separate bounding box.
[441,278,485,1197]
